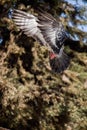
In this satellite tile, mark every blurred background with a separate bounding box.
[0,0,87,130]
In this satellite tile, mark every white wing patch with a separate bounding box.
[13,9,47,45]
[13,10,38,36]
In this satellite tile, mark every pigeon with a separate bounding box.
[12,9,70,73]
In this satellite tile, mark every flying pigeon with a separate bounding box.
[12,9,70,73]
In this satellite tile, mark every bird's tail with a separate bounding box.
[49,51,70,73]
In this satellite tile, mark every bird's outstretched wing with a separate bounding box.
[12,9,47,45]
[13,9,38,36]
[37,9,68,53]
[12,9,66,52]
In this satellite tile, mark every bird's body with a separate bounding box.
[12,9,70,73]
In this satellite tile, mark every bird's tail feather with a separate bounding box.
[49,51,70,73]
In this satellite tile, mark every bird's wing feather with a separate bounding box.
[13,9,37,36]
[37,10,67,53]
[12,9,47,45]
[37,11,58,47]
